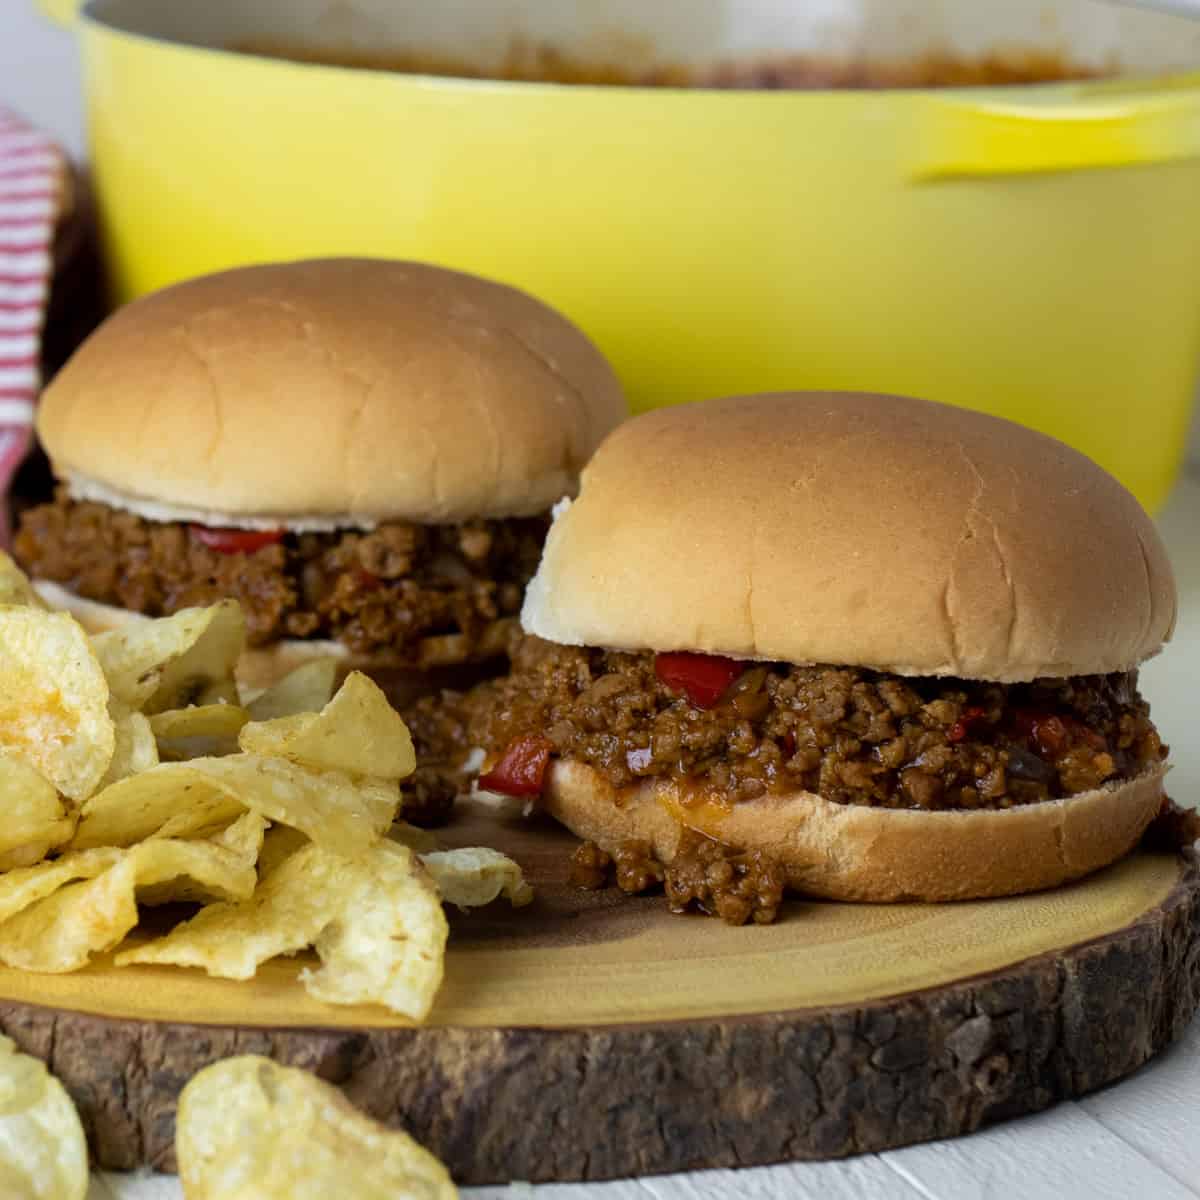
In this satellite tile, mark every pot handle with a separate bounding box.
[911,80,1200,179]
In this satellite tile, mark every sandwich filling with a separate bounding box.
[467,636,1166,810]
[15,491,546,667]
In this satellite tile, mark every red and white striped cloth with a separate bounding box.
[0,107,64,546]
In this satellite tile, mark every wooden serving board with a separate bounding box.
[0,805,1196,1185]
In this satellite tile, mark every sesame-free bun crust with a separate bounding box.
[37,259,626,526]
[523,393,1176,682]
[543,759,1165,902]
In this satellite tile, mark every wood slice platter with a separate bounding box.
[0,804,1196,1185]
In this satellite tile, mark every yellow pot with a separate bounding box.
[45,0,1200,510]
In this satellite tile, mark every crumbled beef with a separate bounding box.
[663,831,786,926]
[611,839,666,894]
[569,841,613,890]
[568,835,785,926]
[15,491,545,666]
[467,637,1166,811]
[398,765,460,829]
[396,689,481,827]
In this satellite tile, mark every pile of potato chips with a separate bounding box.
[0,1037,457,1199]
[0,553,530,1022]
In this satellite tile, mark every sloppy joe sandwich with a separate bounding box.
[468,392,1175,902]
[15,258,625,697]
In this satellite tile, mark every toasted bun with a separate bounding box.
[37,258,626,529]
[543,759,1165,902]
[523,393,1176,681]
[32,581,487,708]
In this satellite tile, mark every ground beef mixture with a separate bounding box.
[569,840,619,890]
[570,833,785,926]
[399,689,483,828]
[397,764,460,828]
[15,492,546,667]
[468,637,1166,812]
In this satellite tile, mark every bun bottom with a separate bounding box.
[32,581,492,708]
[542,759,1166,902]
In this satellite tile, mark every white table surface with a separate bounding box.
[84,475,1200,1200]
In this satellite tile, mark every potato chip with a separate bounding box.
[0,845,56,873]
[91,601,244,714]
[170,756,399,856]
[212,811,271,862]
[0,553,43,609]
[0,755,75,866]
[96,704,159,789]
[384,828,531,909]
[421,848,533,911]
[388,822,444,854]
[117,842,332,979]
[239,672,415,780]
[70,766,244,850]
[74,752,396,854]
[0,834,262,972]
[151,703,249,760]
[0,607,113,802]
[303,843,445,1016]
[0,847,121,925]
[152,809,245,843]
[120,840,447,1020]
[0,868,141,972]
[0,1035,88,1200]
[137,811,268,902]
[244,658,339,721]
[256,825,309,879]
[176,1056,456,1200]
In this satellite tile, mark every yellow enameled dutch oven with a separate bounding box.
[40,0,1200,510]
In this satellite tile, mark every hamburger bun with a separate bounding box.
[543,759,1166,902]
[523,392,1175,683]
[511,392,1177,901]
[37,258,626,530]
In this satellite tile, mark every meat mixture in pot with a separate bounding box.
[467,637,1166,811]
[239,42,1102,90]
[15,492,546,667]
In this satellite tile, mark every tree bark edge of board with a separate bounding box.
[1,850,1196,1184]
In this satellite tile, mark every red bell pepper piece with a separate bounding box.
[190,526,284,555]
[478,735,555,797]
[654,651,744,709]
[1009,709,1100,757]
[947,705,988,743]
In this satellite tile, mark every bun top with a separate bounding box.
[37,259,626,529]
[522,392,1176,682]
